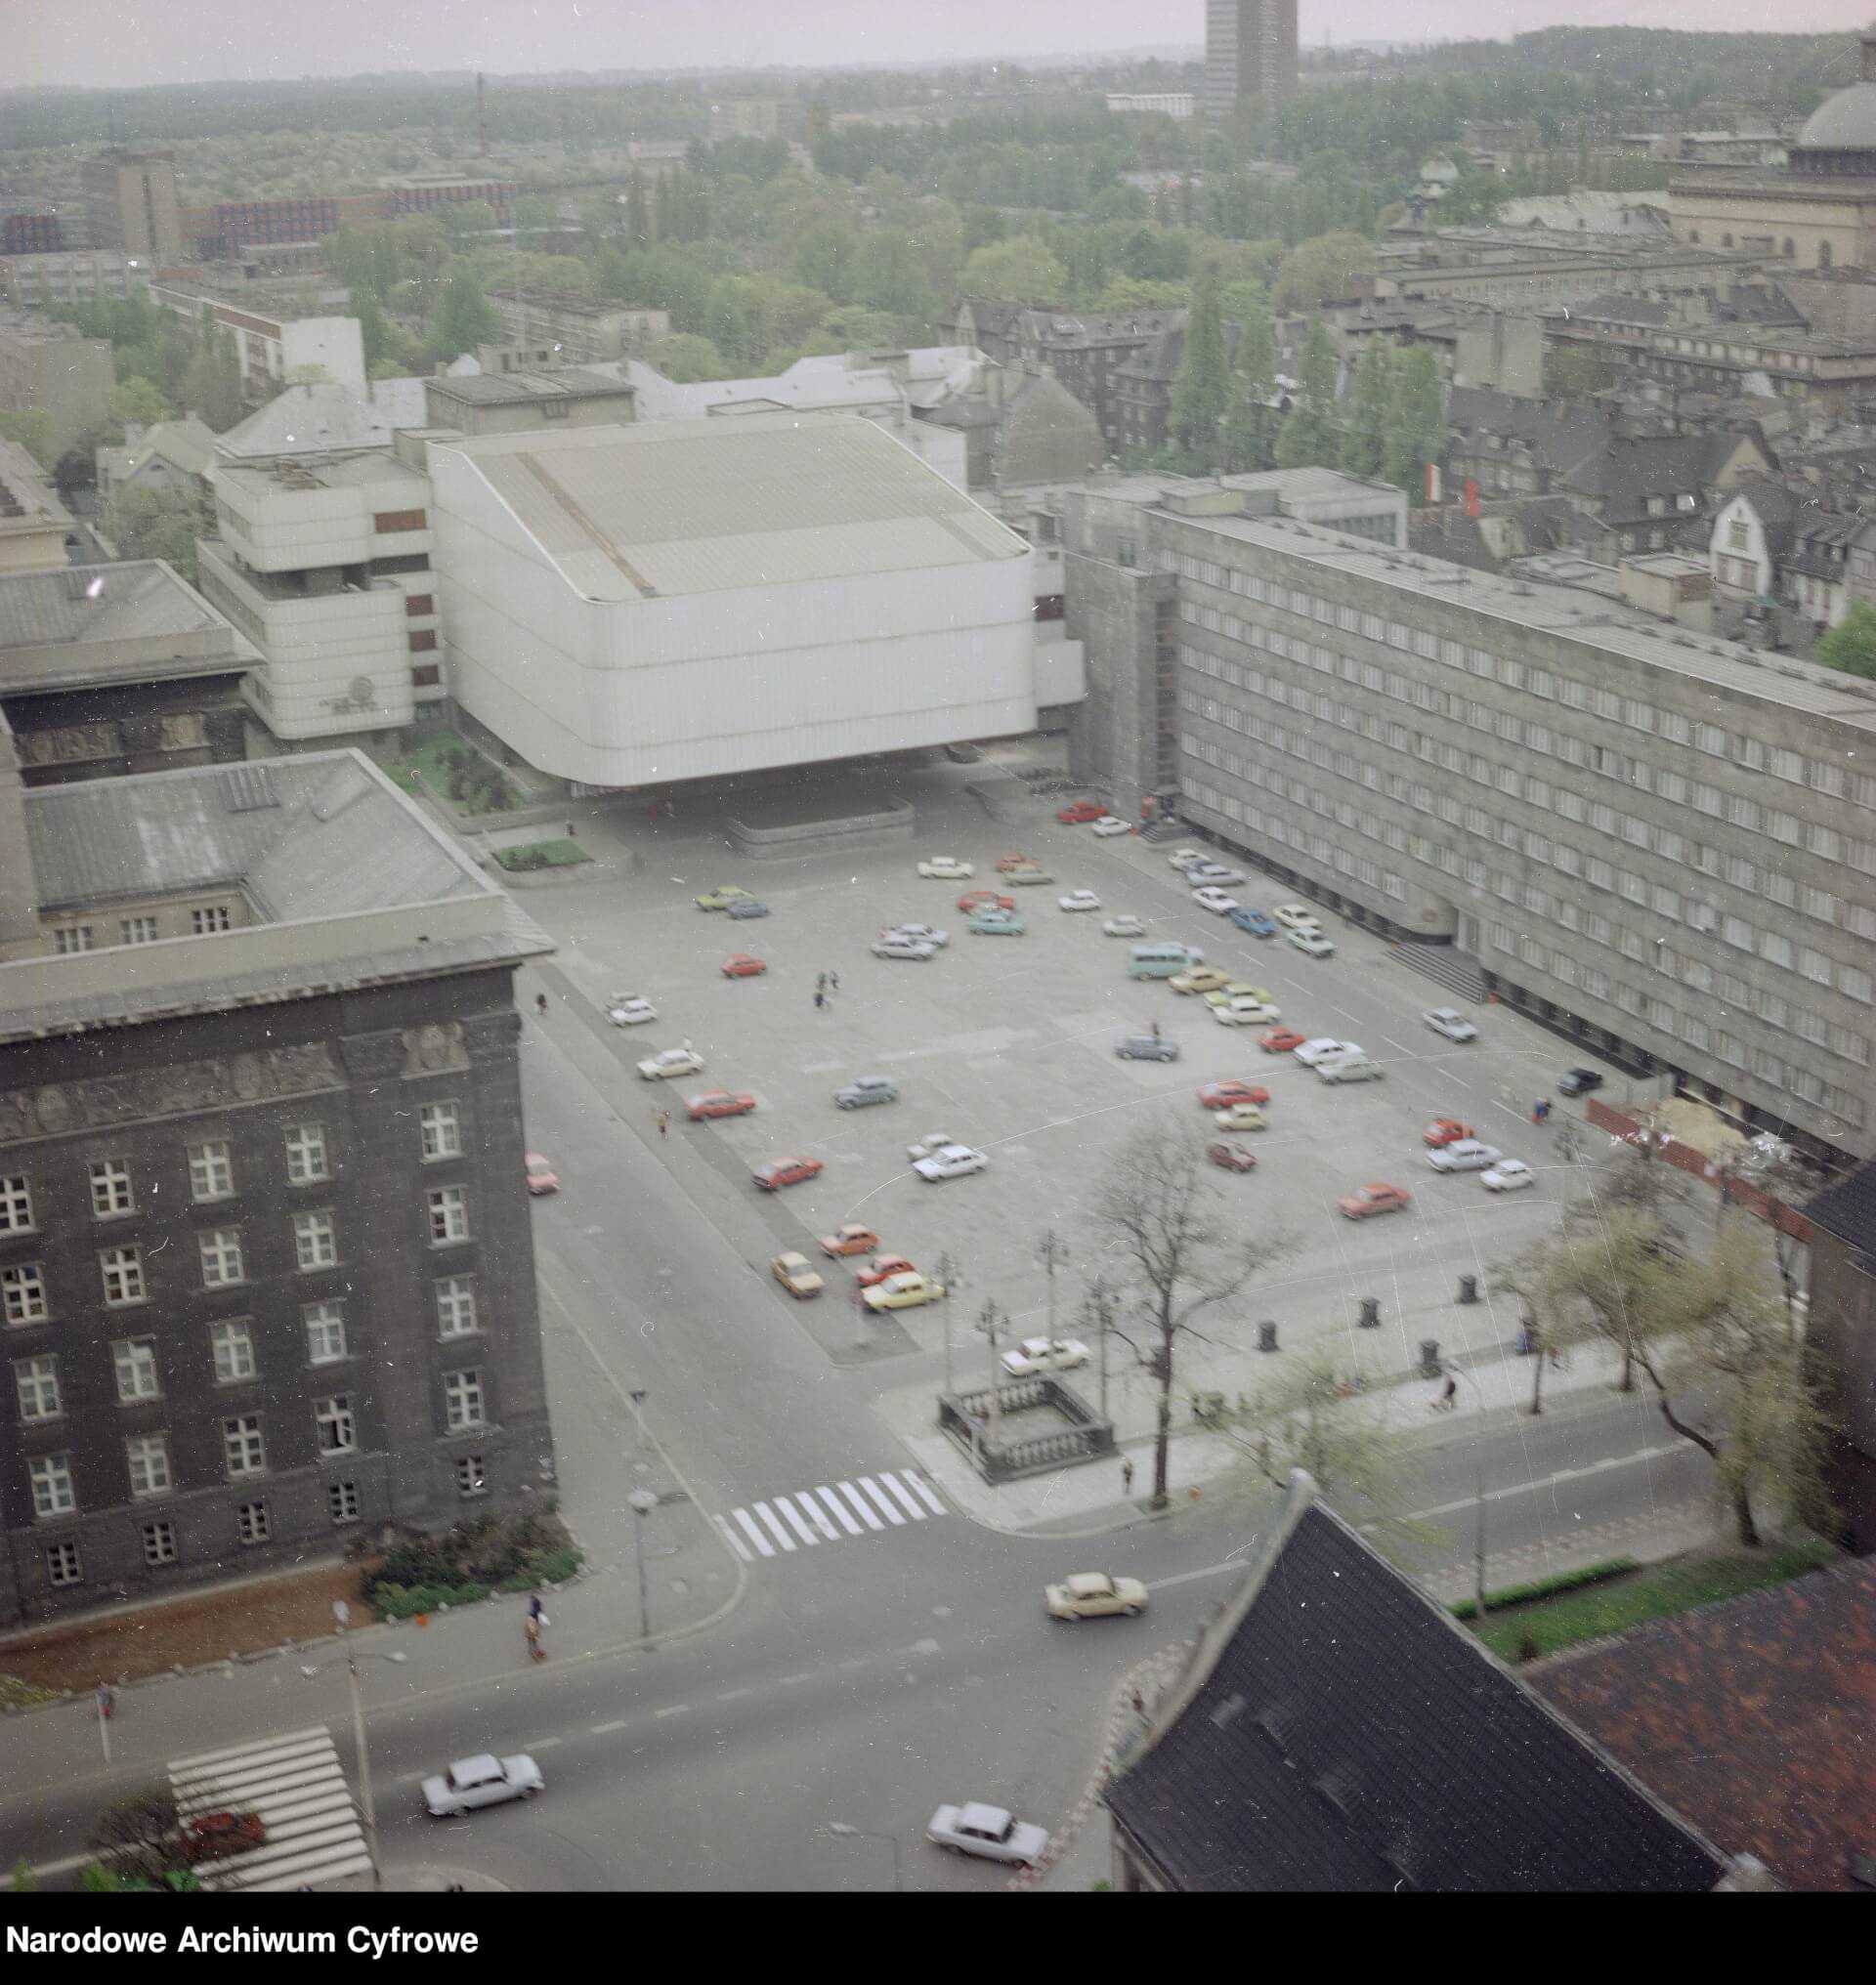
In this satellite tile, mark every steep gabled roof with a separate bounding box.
[1805,1155,1876,1255]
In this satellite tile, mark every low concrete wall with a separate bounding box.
[724,791,915,862]
[1585,1096,1812,1242]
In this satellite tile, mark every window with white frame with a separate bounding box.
[283,1123,328,1185]
[2,1263,47,1326]
[222,1415,265,1477]
[188,1141,233,1202]
[304,1300,347,1366]
[89,1159,134,1217]
[126,1433,170,1499]
[329,1480,361,1524]
[120,915,158,946]
[0,1174,32,1234]
[211,1319,256,1384]
[54,925,95,954]
[28,1453,75,1517]
[427,1188,469,1246]
[15,1354,61,1422]
[142,1519,177,1566]
[436,1276,478,1338]
[444,1368,485,1431]
[455,1454,487,1498]
[198,1227,244,1288]
[113,1338,159,1402]
[46,1539,81,1584]
[235,1499,270,1544]
[315,1394,356,1455]
[191,905,232,934]
[100,1246,144,1306]
[293,1210,337,1271]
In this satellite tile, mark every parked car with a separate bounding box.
[1207,1140,1258,1172]
[1001,1335,1090,1376]
[958,889,1015,913]
[1006,865,1053,885]
[995,853,1039,872]
[1045,1571,1149,1621]
[1200,1079,1270,1109]
[1192,886,1240,914]
[1294,1038,1360,1067]
[1201,983,1274,1009]
[1091,816,1131,837]
[752,1156,824,1191]
[1058,889,1101,913]
[1102,913,1146,938]
[1211,1000,1282,1027]
[686,1089,756,1120]
[926,1801,1048,1868]
[968,909,1026,936]
[770,1252,825,1299]
[422,1753,543,1819]
[720,953,767,978]
[1116,1034,1179,1062]
[856,1253,917,1288]
[1212,1102,1268,1131]
[1187,863,1247,886]
[695,886,753,911]
[1259,1027,1307,1054]
[1055,800,1106,824]
[906,1131,955,1164]
[524,1153,559,1196]
[1424,1118,1475,1148]
[944,741,982,764]
[1287,929,1336,958]
[834,1076,898,1111]
[1481,1159,1537,1193]
[1272,903,1323,933]
[1339,1183,1411,1220]
[1166,847,1206,870]
[918,856,974,879]
[863,1270,947,1312]
[637,1046,704,1081]
[1558,1068,1605,1096]
[726,898,770,920]
[1229,907,1279,937]
[1427,1139,1503,1173]
[872,934,938,961]
[1316,1053,1385,1084]
[1170,966,1231,995]
[914,1144,989,1182]
[820,1223,881,1258]
[607,994,657,1027]
[886,922,949,949]
[1424,1007,1477,1043]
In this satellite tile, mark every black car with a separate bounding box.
[1557,1068,1604,1096]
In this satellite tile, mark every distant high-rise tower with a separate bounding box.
[1204,0,1299,124]
[80,148,182,266]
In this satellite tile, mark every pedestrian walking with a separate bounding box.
[566,822,576,839]
[814,990,825,1011]
[1121,1457,1135,1497]
[665,800,676,822]
[1441,1376,1458,1411]
[657,1110,669,1138]
[524,1614,542,1661]
[1151,1019,1162,1040]
[529,1590,547,1627]
[829,971,839,993]
[817,972,828,994]
[96,1683,113,1720]
[535,992,548,1018]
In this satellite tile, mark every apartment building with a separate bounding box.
[81,149,183,267]
[0,312,115,442]
[148,279,366,401]
[1066,479,1876,1169]
[485,290,669,365]
[1,249,149,312]
[0,748,556,1624]
[1105,93,1196,119]
[1204,0,1298,123]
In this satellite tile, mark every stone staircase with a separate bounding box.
[1391,942,1487,1005]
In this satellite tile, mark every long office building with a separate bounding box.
[1065,478,1876,1169]
[1204,0,1299,124]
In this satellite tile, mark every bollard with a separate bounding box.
[1419,1338,1442,1378]
[1258,1320,1279,1353]
[1457,1273,1478,1305]
[1357,1295,1381,1329]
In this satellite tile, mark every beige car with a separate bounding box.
[1045,1571,1149,1621]
[770,1252,825,1299]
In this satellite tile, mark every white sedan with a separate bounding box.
[917,856,973,880]
[1001,1335,1090,1376]
[1273,904,1323,934]
[1058,889,1101,913]
[906,1130,956,1164]
[1045,1572,1149,1621]
[873,935,938,961]
[637,1046,704,1080]
[1091,816,1131,837]
[1482,1159,1537,1193]
[1425,1007,1479,1043]
[1427,1139,1503,1173]
[1191,886,1240,914]
[422,1753,544,1818]
[914,1143,989,1182]
[887,922,950,949]
[1187,863,1246,887]
[607,994,657,1027]
[1288,929,1336,958]
[1212,1000,1282,1027]
[1294,1037,1361,1067]
[1103,914,1146,938]
[927,1801,1049,1868]
[1167,848,1206,871]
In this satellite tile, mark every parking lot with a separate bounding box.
[533,770,1626,1403]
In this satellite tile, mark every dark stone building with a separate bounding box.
[0,742,556,1625]
[1802,1159,1876,1553]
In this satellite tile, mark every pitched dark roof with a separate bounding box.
[1103,1481,1728,1892]
[1805,1155,1876,1253]
[1531,1557,1876,1892]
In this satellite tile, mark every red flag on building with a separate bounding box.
[1465,478,1480,519]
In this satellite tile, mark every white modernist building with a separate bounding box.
[428,411,1045,788]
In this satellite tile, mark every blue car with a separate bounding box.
[727,899,771,920]
[1229,907,1278,937]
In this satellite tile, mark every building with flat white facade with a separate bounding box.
[428,412,1042,789]
[149,281,366,403]
[1106,93,1196,119]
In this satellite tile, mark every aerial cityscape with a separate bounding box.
[3,0,1874,1908]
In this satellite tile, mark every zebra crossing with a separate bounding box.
[167,1725,373,1892]
[713,1467,948,1561]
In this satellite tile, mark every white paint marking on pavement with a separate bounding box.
[1393,1444,1684,1525]
[781,1672,812,1686]
[1445,1074,1472,1092]
[839,1481,886,1530]
[839,1657,868,1670]
[814,1486,863,1535]
[1382,1036,1413,1058]
[881,1471,928,1521]
[714,1512,754,1561]
[859,1474,908,1525]
[798,1493,840,1541]
[591,1720,629,1735]
[1330,1005,1361,1024]
[773,1495,820,1545]
[529,1735,565,1750]
[902,1468,947,1515]
[716,1688,753,1702]
[654,1705,691,1719]
[753,1500,797,1551]
[733,1508,776,1557]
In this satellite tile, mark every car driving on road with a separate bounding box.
[1293,1037,1360,1067]
[1424,1007,1478,1042]
[926,1801,1048,1868]
[1426,1139,1503,1173]
[1338,1183,1411,1220]
[1045,1571,1148,1621]
[637,1046,704,1081]
[1001,1335,1090,1376]
[913,1143,989,1182]
[834,1076,899,1110]
[872,934,938,961]
[917,856,973,879]
[751,1155,824,1191]
[423,1753,544,1818]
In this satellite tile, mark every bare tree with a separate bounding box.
[1559,1151,1686,1391]
[1713,1135,1819,1328]
[89,1788,182,1888]
[1093,1119,1293,1509]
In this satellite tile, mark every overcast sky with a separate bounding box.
[10,2,1876,92]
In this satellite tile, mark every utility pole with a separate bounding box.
[627,1487,659,1646]
[981,1298,1007,1432]
[1037,1229,1070,1344]
[1083,1274,1117,1423]
[934,1253,961,1393]
[1452,1367,1489,1618]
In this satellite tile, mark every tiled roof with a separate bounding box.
[1104,1479,1728,1891]
[1805,1156,1876,1253]
[0,561,219,653]
[1531,1557,1876,1892]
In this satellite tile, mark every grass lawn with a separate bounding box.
[1470,1534,1841,1664]
[493,838,592,871]
[399,731,521,816]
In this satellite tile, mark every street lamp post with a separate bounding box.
[933,1253,961,1394]
[1083,1275,1116,1425]
[300,1602,408,1890]
[627,1486,660,1647]
[628,1389,648,1454]
[826,1821,903,1892]
[1449,1366,1489,1620]
[1036,1229,1069,1345]
[981,1298,1007,1433]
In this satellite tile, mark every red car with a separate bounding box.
[722,953,767,978]
[820,1223,881,1258]
[1055,800,1105,824]
[856,1252,917,1288]
[958,890,1016,913]
[1423,1118,1476,1149]
[1339,1183,1412,1220]
[687,1090,757,1121]
[1208,1141,1258,1173]
[995,853,1039,873]
[1199,1079,1271,1110]
[1259,1027,1306,1054]
[752,1155,824,1191]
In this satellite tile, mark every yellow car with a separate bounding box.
[1202,983,1274,1008]
[1213,1102,1268,1132]
[771,1252,826,1299]
[1169,966,1230,995]
[862,1270,947,1313]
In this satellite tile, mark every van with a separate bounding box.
[1315,1053,1386,1084]
[1128,943,1204,979]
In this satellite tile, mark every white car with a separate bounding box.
[887,922,950,949]
[906,1130,955,1164]
[914,1143,989,1182]
[873,935,938,961]
[422,1753,544,1818]
[926,1801,1049,1868]
[1091,816,1131,837]
[1167,847,1206,871]
[1287,928,1336,958]
[607,994,657,1027]
[637,1046,704,1081]
[1427,1139,1504,1173]
[1045,1571,1149,1621]
[1001,1335,1090,1376]
[1425,1007,1478,1043]
[1272,904,1323,934]
[917,856,973,880]
[1191,886,1239,914]
[1058,889,1101,913]
[1186,863,1246,887]
[1211,999,1282,1026]
[1482,1159,1537,1193]
[1102,914,1146,938]
[1294,1037,1361,1067]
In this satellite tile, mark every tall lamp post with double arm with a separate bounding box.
[299,1601,408,1889]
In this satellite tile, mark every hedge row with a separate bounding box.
[1446,1556,1639,1622]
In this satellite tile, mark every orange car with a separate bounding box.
[1055,801,1105,824]
[722,953,767,978]
[855,1252,916,1288]
[1339,1183,1412,1220]
[958,890,1016,913]
[1199,1079,1270,1110]
[820,1223,882,1258]
[688,1090,756,1120]
[1423,1118,1476,1148]
[1259,1028,1306,1054]
[995,853,1039,873]
[752,1155,822,1191]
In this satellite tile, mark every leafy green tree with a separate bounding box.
[105,377,174,431]
[793,217,858,302]
[1273,231,1376,313]
[349,289,400,377]
[623,170,652,251]
[961,206,1007,256]
[1167,268,1229,470]
[1815,599,1876,681]
[1275,318,1341,470]
[959,233,1068,302]
[648,332,728,382]
[704,280,753,370]
[1381,344,1444,503]
[1340,340,1395,479]
[0,409,54,466]
[427,268,500,363]
[178,316,243,432]
[848,228,936,320]
[112,486,211,582]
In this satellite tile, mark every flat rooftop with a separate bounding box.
[436,409,1026,603]
[214,450,428,499]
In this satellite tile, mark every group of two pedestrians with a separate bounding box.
[815,970,840,1012]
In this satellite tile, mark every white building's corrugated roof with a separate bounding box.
[440,410,1025,602]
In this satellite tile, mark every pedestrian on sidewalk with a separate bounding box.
[1151,1020,1162,1040]
[829,971,839,993]
[814,990,825,1011]
[1434,1375,1457,1412]
[657,1110,670,1138]
[817,972,828,995]
[524,1614,542,1662]
[96,1683,113,1720]
[535,992,548,1019]
[1121,1457,1135,1497]
[566,822,576,839]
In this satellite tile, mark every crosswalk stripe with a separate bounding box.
[838,1482,885,1530]
[813,1487,862,1535]
[752,1501,797,1551]
[880,1472,928,1521]
[714,1513,753,1562]
[902,1469,946,1515]
[773,1496,820,1545]
[733,1508,775,1557]
[799,1493,842,1541]
[858,1475,907,1525]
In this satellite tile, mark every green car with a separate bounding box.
[695,885,753,911]
[968,909,1026,936]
